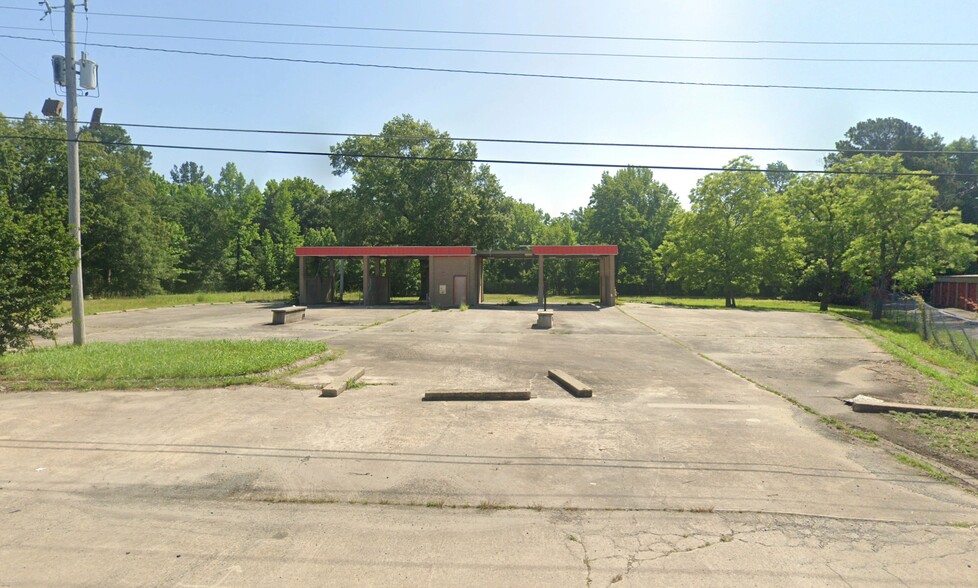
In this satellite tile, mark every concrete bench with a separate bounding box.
[272,305,307,325]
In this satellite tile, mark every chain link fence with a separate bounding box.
[883,294,978,360]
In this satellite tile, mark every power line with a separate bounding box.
[3,114,975,156]
[1,132,974,178]
[2,4,976,47]
[5,25,978,64]
[4,33,978,95]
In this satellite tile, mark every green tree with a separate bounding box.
[584,167,679,293]
[539,214,583,294]
[214,163,263,291]
[329,115,508,248]
[169,167,227,292]
[0,196,74,353]
[941,137,978,224]
[0,115,181,296]
[765,161,797,194]
[256,179,304,291]
[838,155,977,319]
[80,128,182,295]
[785,173,854,311]
[279,177,334,234]
[658,157,797,307]
[830,118,946,172]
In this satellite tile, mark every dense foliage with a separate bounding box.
[2,111,977,347]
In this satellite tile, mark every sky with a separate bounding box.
[3,1,978,216]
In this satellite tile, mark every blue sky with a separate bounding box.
[3,0,978,215]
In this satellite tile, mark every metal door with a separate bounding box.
[453,275,467,306]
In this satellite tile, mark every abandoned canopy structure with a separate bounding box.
[295,245,618,307]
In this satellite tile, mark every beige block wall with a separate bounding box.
[429,256,478,307]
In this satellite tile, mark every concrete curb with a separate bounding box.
[422,390,531,401]
[848,395,978,418]
[547,369,593,398]
[320,367,366,397]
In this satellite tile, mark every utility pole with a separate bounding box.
[64,0,86,344]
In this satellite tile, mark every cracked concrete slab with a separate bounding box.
[3,302,978,585]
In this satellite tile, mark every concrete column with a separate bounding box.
[427,256,434,306]
[298,256,307,305]
[362,256,370,306]
[599,256,616,307]
[598,257,606,306]
[537,255,545,305]
[477,257,484,304]
[327,259,336,303]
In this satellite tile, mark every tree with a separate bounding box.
[329,115,508,248]
[0,115,181,296]
[658,157,797,307]
[80,127,182,295]
[256,179,304,291]
[785,173,854,311]
[765,161,797,194]
[539,214,582,294]
[214,163,263,290]
[0,196,74,353]
[584,167,680,293]
[838,155,977,319]
[830,118,946,171]
[941,137,978,224]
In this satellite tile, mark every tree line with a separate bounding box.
[2,113,977,349]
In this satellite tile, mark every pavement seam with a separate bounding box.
[616,306,978,494]
[249,496,975,526]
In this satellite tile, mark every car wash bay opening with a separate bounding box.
[295,245,618,308]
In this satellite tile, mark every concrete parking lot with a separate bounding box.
[2,303,977,586]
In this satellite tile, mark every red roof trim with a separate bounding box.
[296,246,474,257]
[532,245,618,256]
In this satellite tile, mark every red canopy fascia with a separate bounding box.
[296,246,474,257]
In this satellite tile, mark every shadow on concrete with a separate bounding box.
[476,304,601,312]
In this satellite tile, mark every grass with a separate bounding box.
[482,293,598,305]
[58,291,292,316]
[892,413,978,460]
[345,379,367,390]
[0,339,327,390]
[620,295,830,313]
[849,320,978,409]
[894,452,952,481]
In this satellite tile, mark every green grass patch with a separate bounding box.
[619,295,836,313]
[482,293,598,305]
[893,452,952,481]
[0,339,327,390]
[818,415,879,442]
[59,291,292,316]
[850,320,978,409]
[892,413,978,460]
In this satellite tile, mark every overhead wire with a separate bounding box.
[1,132,975,178]
[4,25,978,64]
[2,114,974,156]
[3,33,978,95]
[2,4,977,47]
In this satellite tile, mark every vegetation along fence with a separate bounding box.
[883,295,978,360]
